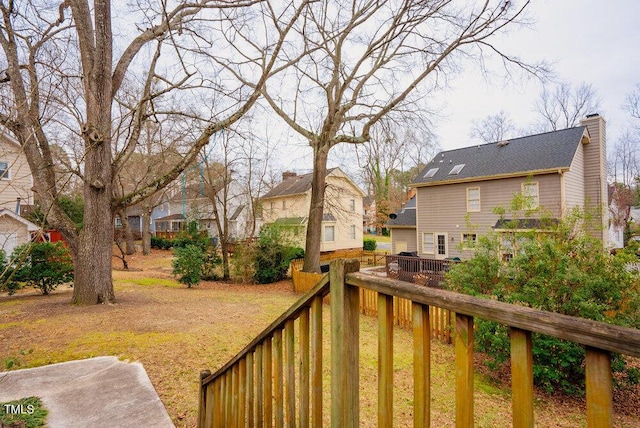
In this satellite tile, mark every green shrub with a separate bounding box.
[172,244,204,287]
[363,238,377,251]
[9,242,74,295]
[254,224,304,284]
[201,250,222,281]
[231,240,257,283]
[446,206,640,395]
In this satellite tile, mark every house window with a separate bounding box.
[350,199,355,212]
[270,202,274,212]
[350,224,356,239]
[0,161,9,179]
[437,234,446,255]
[467,187,480,212]
[462,233,477,249]
[282,200,286,210]
[324,225,335,242]
[422,232,434,254]
[114,217,122,228]
[522,182,539,210]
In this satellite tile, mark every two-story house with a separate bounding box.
[261,168,365,253]
[0,129,38,258]
[398,114,608,260]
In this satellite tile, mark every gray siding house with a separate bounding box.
[405,114,608,260]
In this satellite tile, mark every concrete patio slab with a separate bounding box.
[0,356,174,428]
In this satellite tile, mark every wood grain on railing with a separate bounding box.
[199,259,640,427]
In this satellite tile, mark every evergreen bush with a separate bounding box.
[9,242,74,295]
[172,244,204,287]
[446,206,640,395]
[363,238,377,251]
[254,224,304,284]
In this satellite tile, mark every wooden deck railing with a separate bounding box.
[199,259,640,427]
[385,254,457,286]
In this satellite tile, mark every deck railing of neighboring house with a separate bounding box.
[198,259,640,427]
[385,254,457,287]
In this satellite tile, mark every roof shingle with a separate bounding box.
[414,126,587,185]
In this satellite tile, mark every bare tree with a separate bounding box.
[356,118,436,231]
[625,83,640,120]
[611,130,640,187]
[469,110,517,143]
[228,0,544,272]
[0,0,307,303]
[533,82,601,131]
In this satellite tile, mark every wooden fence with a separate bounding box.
[291,258,452,342]
[199,259,640,427]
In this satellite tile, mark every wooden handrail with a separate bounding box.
[346,271,640,357]
[199,259,640,427]
[201,273,329,386]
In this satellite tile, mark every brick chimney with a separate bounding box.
[282,171,297,181]
[579,113,609,246]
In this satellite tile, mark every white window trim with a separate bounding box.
[0,161,9,180]
[467,187,481,212]
[436,232,448,257]
[349,224,356,240]
[522,181,539,210]
[461,233,477,250]
[324,225,336,242]
[422,232,435,254]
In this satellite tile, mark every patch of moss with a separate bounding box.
[0,396,47,428]
[0,321,21,330]
[129,278,182,288]
[24,331,190,368]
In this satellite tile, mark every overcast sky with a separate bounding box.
[435,0,640,151]
[270,0,640,179]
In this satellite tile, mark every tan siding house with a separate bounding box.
[261,168,365,252]
[409,114,608,260]
[0,209,39,259]
[0,130,34,211]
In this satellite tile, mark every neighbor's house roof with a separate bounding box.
[271,213,336,226]
[493,218,559,231]
[155,213,185,222]
[0,208,40,231]
[387,196,416,228]
[273,217,307,226]
[413,126,590,186]
[262,167,365,199]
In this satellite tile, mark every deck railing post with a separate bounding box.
[455,313,474,428]
[198,370,211,428]
[510,328,534,428]
[413,303,430,428]
[586,347,613,427]
[330,258,361,427]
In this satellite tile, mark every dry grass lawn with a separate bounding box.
[1,249,638,427]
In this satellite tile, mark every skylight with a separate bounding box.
[449,164,465,175]
[424,168,439,178]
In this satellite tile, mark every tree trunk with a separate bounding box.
[124,220,135,255]
[221,244,230,280]
[73,189,115,304]
[70,0,116,304]
[302,143,330,273]
[142,208,152,256]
